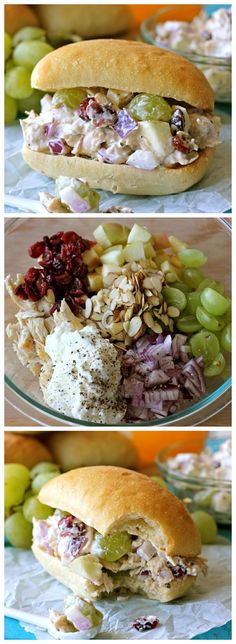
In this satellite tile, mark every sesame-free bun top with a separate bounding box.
[34,5,133,39]
[4,432,52,469]
[31,39,214,111]
[39,466,201,557]
[45,431,138,471]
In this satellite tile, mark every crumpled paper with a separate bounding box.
[4,107,231,214]
[5,544,231,640]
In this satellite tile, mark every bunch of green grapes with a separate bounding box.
[163,247,231,377]
[4,462,60,548]
[4,27,54,124]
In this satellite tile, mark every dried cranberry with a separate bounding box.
[168,563,187,578]
[15,283,29,300]
[132,616,159,632]
[170,108,185,134]
[172,135,188,153]
[24,267,41,282]
[28,240,46,258]
[78,97,101,121]
[62,231,79,243]
[39,248,53,267]
[49,232,64,245]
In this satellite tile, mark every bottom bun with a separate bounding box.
[23,145,214,196]
[32,543,196,603]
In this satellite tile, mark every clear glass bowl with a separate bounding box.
[140,5,231,103]
[156,437,231,524]
[5,217,231,427]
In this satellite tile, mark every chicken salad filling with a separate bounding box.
[33,510,207,596]
[21,88,220,170]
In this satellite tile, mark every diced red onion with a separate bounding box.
[48,139,70,155]
[114,109,137,138]
[44,121,56,137]
[65,605,92,631]
[59,187,90,213]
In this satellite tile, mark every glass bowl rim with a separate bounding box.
[156,438,232,489]
[140,5,231,68]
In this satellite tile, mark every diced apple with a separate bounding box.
[101,244,123,254]
[123,241,145,262]
[95,266,103,274]
[93,223,130,248]
[152,232,169,250]
[168,235,187,253]
[100,248,124,266]
[102,264,122,278]
[128,223,152,244]
[70,554,102,582]
[83,248,101,269]
[87,273,103,291]
[93,243,104,256]
[144,242,156,258]
[161,259,178,281]
[139,121,173,158]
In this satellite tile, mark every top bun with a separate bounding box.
[39,465,201,557]
[34,5,133,38]
[45,431,138,471]
[32,39,214,111]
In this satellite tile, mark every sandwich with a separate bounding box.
[32,466,207,602]
[45,431,138,471]
[21,40,220,196]
[34,5,133,39]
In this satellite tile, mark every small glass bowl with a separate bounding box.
[156,438,231,524]
[140,5,231,103]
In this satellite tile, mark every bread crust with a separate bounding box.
[31,40,214,111]
[4,432,52,469]
[45,431,138,471]
[39,466,201,557]
[34,6,133,38]
[22,145,214,196]
[32,542,196,602]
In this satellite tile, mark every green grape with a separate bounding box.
[204,352,226,377]
[5,58,16,72]
[190,330,220,365]
[151,476,167,488]
[5,33,12,61]
[162,286,186,311]
[5,477,26,510]
[30,462,59,479]
[178,248,207,268]
[78,600,103,627]
[194,489,214,508]
[5,464,30,488]
[74,180,100,211]
[13,27,46,47]
[222,302,231,324]
[190,510,217,544]
[221,323,231,352]
[92,531,131,562]
[127,94,172,122]
[4,92,17,124]
[200,288,230,316]
[13,40,53,70]
[5,512,33,548]
[186,291,201,314]
[18,89,44,114]
[52,88,87,110]
[196,306,225,333]
[182,268,205,289]
[23,497,53,522]
[5,66,33,99]
[197,278,224,294]
[172,281,191,294]
[31,471,60,494]
[176,315,202,334]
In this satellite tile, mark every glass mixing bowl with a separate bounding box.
[140,5,231,103]
[156,436,231,524]
[5,217,231,427]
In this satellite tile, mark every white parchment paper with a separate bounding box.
[4,107,231,214]
[5,544,231,640]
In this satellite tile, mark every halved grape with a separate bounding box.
[178,248,207,268]
[172,281,191,294]
[5,66,33,99]
[13,40,53,70]
[13,27,46,47]
[4,33,12,61]
[190,330,220,365]
[23,497,53,522]
[162,286,186,311]
[190,510,217,544]
[127,94,172,122]
[200,288,230,316]
[204,352,226,377]
[52,88,87,110]
[197,278,224,294]
[221,323,231,352]
[182,268,205,289]
[30,462,59,479]
[186,291,201,314]
[196,306,225,332]
[176,315,202,334]
[91,531,131,562]
[5,512,33,548]
[31,471,60,494]
[4,92,17,124]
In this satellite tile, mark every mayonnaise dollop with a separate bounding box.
[42,322,126,423]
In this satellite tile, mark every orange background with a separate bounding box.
[130,5,202,24]
[132,430,207,464]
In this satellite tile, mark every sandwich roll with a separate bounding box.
[5,5,39,36]
[4,432,52,469]
[21,40,220,196]
[34,5,133,39]
[32,466,207,602]
[45,431,138,471]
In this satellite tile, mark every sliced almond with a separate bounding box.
[161,314,169,326]
[143,311,162,333]
[91,312,103,321]
[143,277,153,289]
[123,321,131,334]
[102,310,114,328]
[84,299,93,319]
[113,342,126,351]
[144,289,153,297]
[110,323,124,336]
[167,306,180,318]
[124,306,134,321]
[127,316,142,337]
[135,290,142,305]
[148,295,160,306]
[150,275,162,292]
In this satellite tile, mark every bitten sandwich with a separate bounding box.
[21,40,220,196]
[32,466,207,602]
